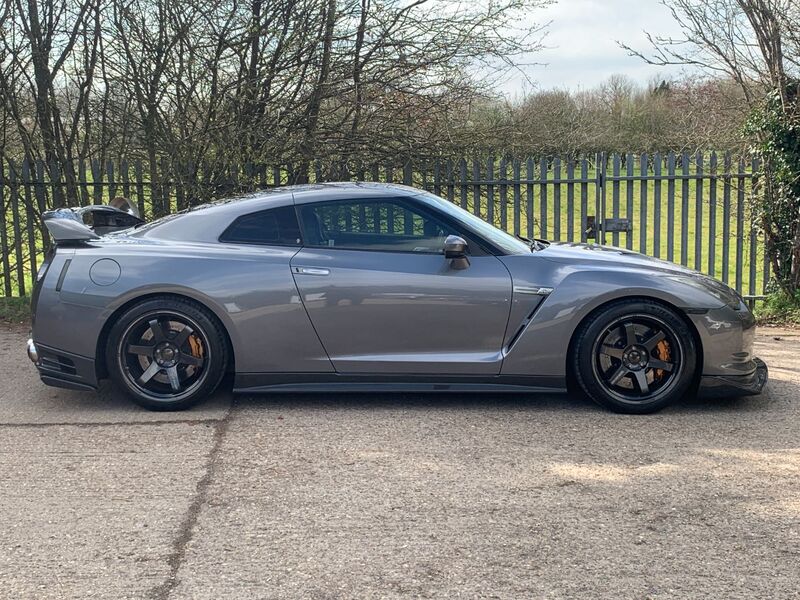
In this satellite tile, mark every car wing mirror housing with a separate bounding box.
[444,235,470,269]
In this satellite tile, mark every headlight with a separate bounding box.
[666,273,743,309]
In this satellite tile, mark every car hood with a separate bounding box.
[537,242,697,275]
[533,242,743,307]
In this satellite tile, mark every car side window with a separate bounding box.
[220,206,302,246]
[299,198,459,253]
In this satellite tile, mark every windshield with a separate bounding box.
[414,190,532,255]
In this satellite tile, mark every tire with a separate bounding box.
[105,296,228,410]
[571,299,697,414]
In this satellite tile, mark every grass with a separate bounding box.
[0,296,30,326]
[756,291,800,327]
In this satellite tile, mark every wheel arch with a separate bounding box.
[564,294,704,391]
[95,291,236,379]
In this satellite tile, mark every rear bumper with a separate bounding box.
[698,357,768,398]
[27,339,98,392]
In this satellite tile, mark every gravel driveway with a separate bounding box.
[0,324,798,599]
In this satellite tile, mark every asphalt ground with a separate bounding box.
[1,324,798,599]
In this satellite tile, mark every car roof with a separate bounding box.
[182,182,420,214]
[133,182,422,242]
[291,182,420,205]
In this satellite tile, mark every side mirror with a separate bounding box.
[444,235,470,269]
[444,235,468,259]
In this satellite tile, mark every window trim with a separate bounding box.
[218,205,303,247]
[295,196,493,256]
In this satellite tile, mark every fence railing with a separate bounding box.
[0,152,767,301]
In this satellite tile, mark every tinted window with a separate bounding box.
[414,190,531,255]
[221,206,301,245]
[299,198,459,253]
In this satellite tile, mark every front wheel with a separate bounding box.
[106,297,228,410]
[571,300,697,414]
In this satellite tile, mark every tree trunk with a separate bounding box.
[296,0,337,183]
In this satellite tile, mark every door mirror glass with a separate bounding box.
[444,235,468,259]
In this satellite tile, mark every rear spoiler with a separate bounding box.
[42,199,144,243]
[42,212,101,242]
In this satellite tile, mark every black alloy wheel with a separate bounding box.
[593,315,681,401]
[106,297,227,410]
[572,300,697,414]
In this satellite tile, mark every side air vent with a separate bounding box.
[504,299,545,352]
[39,353,77,376]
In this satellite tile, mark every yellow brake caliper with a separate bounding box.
[654,339,671,381]
[188,334,204,365]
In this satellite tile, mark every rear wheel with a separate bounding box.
[106,297,228,410]
[572,300,697,414]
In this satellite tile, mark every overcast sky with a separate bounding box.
[498,0,694,97]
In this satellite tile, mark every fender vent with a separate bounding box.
[505,299,546,352]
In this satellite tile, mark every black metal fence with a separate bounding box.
[0,152,766,300]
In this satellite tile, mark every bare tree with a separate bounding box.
[1,0,551,194]
[0,0,102,201]
[623,0,800,295]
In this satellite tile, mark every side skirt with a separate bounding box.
[234,373,567,395]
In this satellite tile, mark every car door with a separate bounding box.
[290,196,512,375]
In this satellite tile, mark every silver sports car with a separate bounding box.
[28,182,767,413]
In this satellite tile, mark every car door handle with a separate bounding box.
[293,266,330,276]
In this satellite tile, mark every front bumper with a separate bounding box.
[27,339,98,392]
[698,357,768,398]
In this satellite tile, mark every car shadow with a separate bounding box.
[235,390,596,412]
[233,382,785,415]
[13,370,789,423]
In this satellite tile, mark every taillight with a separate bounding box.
[31,247,56,324]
